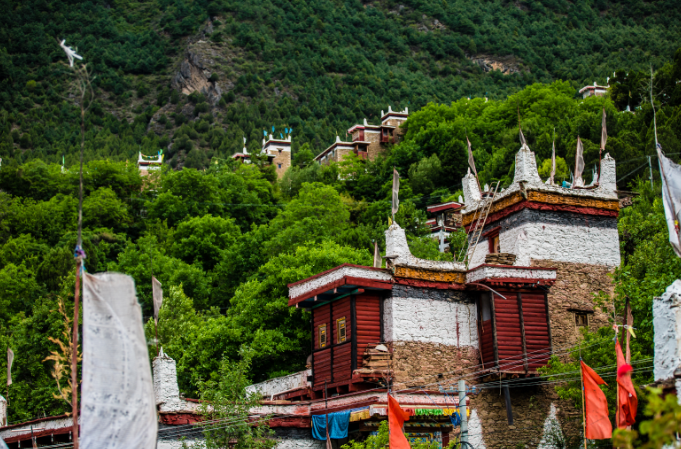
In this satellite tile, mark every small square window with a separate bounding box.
[337,317,346,343]
[278,164,282,169]
[319,324,327,348]
[278,149,282,154]
[575,313,589,327]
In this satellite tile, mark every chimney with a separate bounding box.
[152,348,184,412]
[597,153,617,193]
[513,144,542,185]
[462,168,482,204]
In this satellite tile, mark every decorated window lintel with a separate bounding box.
[337,317,347,343]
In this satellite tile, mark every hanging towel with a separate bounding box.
[311,411,351,440]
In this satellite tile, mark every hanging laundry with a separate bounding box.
[311,411,351,440]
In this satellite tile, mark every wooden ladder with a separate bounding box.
[463,181,500,269]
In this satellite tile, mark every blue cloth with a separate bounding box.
[449,411,461,427]
[311,411,351,440]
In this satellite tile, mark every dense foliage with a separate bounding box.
[1,0,681,168]
[1,50,680,428]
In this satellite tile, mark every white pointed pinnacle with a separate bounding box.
[364,118,368,126]
[59,39,83,67]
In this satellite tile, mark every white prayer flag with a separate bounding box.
[600,109,607,150]
[549,140,556,185]
[81,273,157,449]
[391,168,399,218]
[152,276,163,324]
[6,348,13,386]
[373,242,381,268]
[467,137,478,178]
[657,145,681,257]
[573,137,585,187]
[519,128,527,146]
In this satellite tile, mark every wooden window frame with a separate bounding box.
[319,324,327,348]
[575,313,589,328]
[336,317,347,343]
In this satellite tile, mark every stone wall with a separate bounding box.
[532,260,614,352]
[365,130,382,161]
[271,149,291,179]
[390,341,480,390]
[467,385,583,449]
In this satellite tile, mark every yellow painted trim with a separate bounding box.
[393,266,466,284]
[461,191,619,226]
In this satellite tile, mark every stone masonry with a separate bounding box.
[532,260,614,352]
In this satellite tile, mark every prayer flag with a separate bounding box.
[388,394,411,449]
[152,276,163,324]
[519,127,527,146]
[373,241,381,268]
[615,341,637,428]
[81,273,157,448]
[657,144,681,257]
[581,360,612,439]
[272,126,275,133]
[392,168,399,218]
[467,137,478,178]
[600,109,607,150]
[263,130,267,137]
[6,348,13,386]
[548,140,556,185]
[574,137,585,187]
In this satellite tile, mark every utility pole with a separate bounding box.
[458,380,468,446]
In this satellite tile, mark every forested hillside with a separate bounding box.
[2,0,681,426]
[1,0,681,168]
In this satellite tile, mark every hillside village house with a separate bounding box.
[2,143,646,449]
[315,106,409,165]
[232,134,292,179]
[153,142,619,448]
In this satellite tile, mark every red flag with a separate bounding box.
[615,341,637,428]
[388,394,411,449]
[581,360,612,439]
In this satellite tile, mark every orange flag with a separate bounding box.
[581,360,612,439]
[388,394,411,449]
[615,341,637,428]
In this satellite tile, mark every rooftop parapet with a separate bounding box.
[385,223,466,274]
[461,144,619,220]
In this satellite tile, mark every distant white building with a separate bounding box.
[579,82,608,99]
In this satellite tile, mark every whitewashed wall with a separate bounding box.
[653,280,681,382]
[246,370,311,399]
[275,438,326,449]
[383,297,478,347]
[469,222,620,268]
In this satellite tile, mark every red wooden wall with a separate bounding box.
[311,293,383,389]
[479,291,552,374]
[521,292,551,369]
[355,295,381,369]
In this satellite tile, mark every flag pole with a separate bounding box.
[580,349,587,449]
